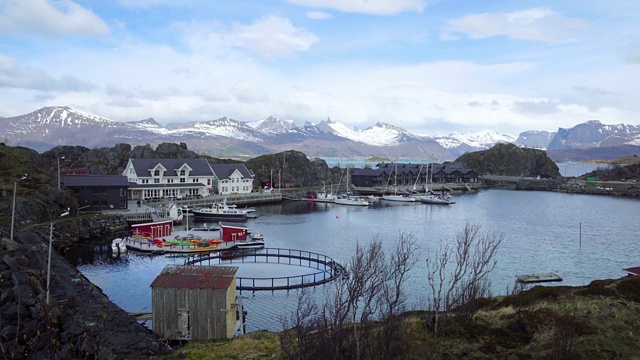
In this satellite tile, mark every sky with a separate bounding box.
[1,0,639,136]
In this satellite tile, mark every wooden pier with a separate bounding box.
[516,273,563,284]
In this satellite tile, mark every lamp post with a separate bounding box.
[10,174,27,242]
[46,208,69,305]
[57,156,65,189]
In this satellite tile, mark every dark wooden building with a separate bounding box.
[61,175,129,211]
[150,265,240,340]
[351,162,478,193]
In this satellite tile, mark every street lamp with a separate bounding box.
[46,208,70,305]
[57,156,65,189]
[10,174,28,242]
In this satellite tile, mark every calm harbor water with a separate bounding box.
[72,188,639,333]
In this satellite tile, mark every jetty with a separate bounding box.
[516,273,563,284]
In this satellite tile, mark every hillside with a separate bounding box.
[160,275,640,359]
[454,143,561,178]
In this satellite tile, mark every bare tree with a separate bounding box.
[280,232,419,360]
[425,223,503,335]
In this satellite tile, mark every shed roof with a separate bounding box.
[623,267,640,276]
[150,265,238,290]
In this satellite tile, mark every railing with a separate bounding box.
[185,248,345,291]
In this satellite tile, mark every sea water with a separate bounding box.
[71,188,640,332]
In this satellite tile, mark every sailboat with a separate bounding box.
[420,163,455,205]
[314,181,337,203]
[335,165,369,206]
[382,162,415,203]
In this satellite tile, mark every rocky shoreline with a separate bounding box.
[1,216,168,359]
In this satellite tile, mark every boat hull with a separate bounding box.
[382,195,415,202]
[190,210,247,221]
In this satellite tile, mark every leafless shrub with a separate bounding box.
[425,223,503,335]
[280,232,419,360]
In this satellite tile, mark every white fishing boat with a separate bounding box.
[191,198,248,221]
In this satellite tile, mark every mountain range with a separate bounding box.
[1,106,640,161]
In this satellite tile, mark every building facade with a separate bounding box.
[151,265,240,340]
[351,162,478,193]
[61,175,129,211]
[210,164,255,195]
[123,159,256,200]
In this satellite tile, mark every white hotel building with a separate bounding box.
[122,159,255,200]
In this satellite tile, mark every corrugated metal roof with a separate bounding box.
[150,265,238,289]
[219,221,248,230]
[623,267,640,276]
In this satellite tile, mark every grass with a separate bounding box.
[158,276,640,359]
[159,331,282,360]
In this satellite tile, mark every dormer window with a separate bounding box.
[154,170,160,176]
[180,170,186,176]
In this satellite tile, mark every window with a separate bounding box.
[120,188,126,196]
[180,178,186,183]
[180,170,185,176]
[154,170,160,176]
[154,179,160,184]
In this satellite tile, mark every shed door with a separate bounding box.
[177,309,190,340]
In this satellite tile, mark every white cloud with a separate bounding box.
[444,8,590,43]
[286,0,426,15]
[232,15,319,58]
[0,54,96,91]
[306,11,333,20]
[230,81,269,103]
[0,0,109,36]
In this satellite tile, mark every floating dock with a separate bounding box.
[516,273,563,284]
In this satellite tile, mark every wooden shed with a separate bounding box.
[150,265,239,340]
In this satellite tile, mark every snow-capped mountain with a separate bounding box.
[1,106,639,161]
[312,117,423,147]
[548,120,640,149]
[248,116,297,133]
[125,118,171,134]
[515,130,556,150]
[432,130,517,157]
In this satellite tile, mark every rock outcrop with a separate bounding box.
[455,143,561,178]
[1,144,163,358]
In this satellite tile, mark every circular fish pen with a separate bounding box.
[184,247,345,291]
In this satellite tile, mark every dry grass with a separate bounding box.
[159,331,282,360]
[156,277,640,359]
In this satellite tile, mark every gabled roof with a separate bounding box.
[150,265,238,290]
[351,168,385,176]
[130,159,214,177]
[62,175,129,187]
[210,163,253,179]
